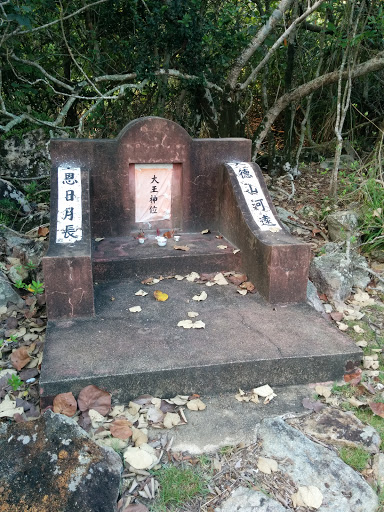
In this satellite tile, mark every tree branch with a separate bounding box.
[227,0,294,89]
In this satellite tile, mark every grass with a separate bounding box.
[339,446,370,471]
[151,464,209,511]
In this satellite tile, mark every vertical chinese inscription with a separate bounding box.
[56,166,82,243]
[135,164,172,223]
[228,162,281,232]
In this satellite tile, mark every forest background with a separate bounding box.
[0,0,384,252]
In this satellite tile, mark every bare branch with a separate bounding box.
[240,0,326,90]
[227,0,294,89]
[10,54,74,91]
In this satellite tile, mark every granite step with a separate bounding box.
[39,275,362,406]
[92,232,241,281]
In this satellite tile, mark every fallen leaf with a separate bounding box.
[315,385,332,399]
[53,392,77,417]
[89,408,105,427]
[217,245,228,250]
[237,289,247,295]
[233,249,240,254]
[153,290,168,302]
[131,426,148,446]
[337,322,349,331]
[168,395,189,405]
[302,398,325,412]
[188,312,199,318]
[163,412,181,428]
[94,237,104,242]
[141,277,160,285]
[291,486,323,509]
[373,207,382,217]
[253,384,274,397]
[257,457,278,474]
[186,272,200,282]
[213,273,228,285]
[318,293,328,301]
[147,406,165,424]
[178,320,193,329]
[352,290,375,306]
[123,445,157,469]
[129,306,142,312]
[356,340,368,348]
[11,347,31,371]
[192,291,207,301]
[119,503,149,512]
[0,395,24,418]
[174,275,184,280]
[201,229,211,234]
[353,325,365,334]
[269,227,280,233]
[110,419,133,440]
[77,385,111,415]
[174,245,190,251]
[348,397,365,407]
[228,274,247,286]
[187,398,206,411]
[330,311,344,322]
[192,320,205,329]
[344,367,362,385]
[240,281,255,292]
[38,226,49,237]
[135,290,148,296]
[109,405,125,417]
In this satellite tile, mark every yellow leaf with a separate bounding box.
[154,290,169,302]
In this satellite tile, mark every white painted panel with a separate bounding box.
[56,166,82,243]
[135,164,173,223]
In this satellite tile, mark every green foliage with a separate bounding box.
[14,279,44,294]
[359,178,384,254]
[7,374,23,391]
[339,446,370,472]
[153,464,208,508]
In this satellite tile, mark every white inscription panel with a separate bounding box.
[228,162,281,232]
[56,166,82,243]
[135,163,172,223]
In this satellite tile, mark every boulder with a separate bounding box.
[0,178,31,214]
[0,226,48,266]
[327,210,359,243]
[0,129,50,179]
[0,271,24,307]
[256,417,378,512]
[287,407,381,453]
[309,243,370,300]
[306,280,325,313]
[215,486,286,512]
[0,410,123,512]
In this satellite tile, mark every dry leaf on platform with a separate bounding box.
[369,402,384,417]
[147,406,165,424]
[348,397,365,407]
[53,392,77,417]
[89,408,105,427]
[356,340,368,348]
[353,325,365,334]
[253,384,274,397]
[188,312,199,318]
[178,320,193,329]
[213,273,228,285]
[337,322,349,331]
[237,289,247,295]
[38,226,49,237]
[175,275,184,280]
[135,290,148,296]
[240,281,255,292]
[330,311,344,322]
[291,486,323,509]
[0,395,24,419]
[141,277,160,285]
[217,245,227,250]
[186,272,200,282]
[153,290,168,302]
[164,412,181,428]
[352,290,375,306]
[168,395,189,405]
[132,426,148,446]
[78,384,111,415]
[11,347,31,371]
[94,237,104,242]
[233,249,240,254]
[174,245,190,251]
[110,419,133,440]
[129,306,142,312]
[257,457,278,474]
[201,229,210,234]
[124,446,156,470]
[187,398,206,411]
[193,320,205,329]
[315,385,332,399]
[192,291,207,301]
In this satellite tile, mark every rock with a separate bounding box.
[327,210,359,243]
[256,417,378,512]
[0,178,31,213]
[287,408,381,454]
[307,280,325,313]
[0,226,48,266]
[371,248,384,263]
[0,271,24,307]
[0,410,123,512]
[275,207,310,234]
[309,243,371,301]
[373,453,384,486]
[8,264,29,284]
[215,486,286,512]
[0,129,50,179]
[320,155,356,170]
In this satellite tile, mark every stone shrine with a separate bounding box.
[40,117,361,405]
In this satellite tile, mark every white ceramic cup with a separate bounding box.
[174,235,180,242]
[138,238,145,244]
[157,236,167,247]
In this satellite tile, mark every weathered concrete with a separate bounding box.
[40,277,362,405]
[0,410,122,512]
[257,417,378,512]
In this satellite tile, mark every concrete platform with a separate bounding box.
[39,276,362,405]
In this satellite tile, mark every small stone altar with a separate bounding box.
[40,117,361,404]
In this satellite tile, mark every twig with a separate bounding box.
[355,264,384,284]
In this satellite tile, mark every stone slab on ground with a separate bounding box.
[0,410,122,512]
[216,486,287,512]
[162,386,311,454]
[40,277,362,404]
[256,417,378,512]
[0,271,24,308]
